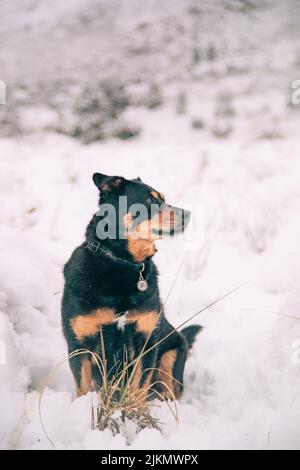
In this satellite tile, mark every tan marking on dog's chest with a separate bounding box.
[126,311,160,335]
[71,309,117,342]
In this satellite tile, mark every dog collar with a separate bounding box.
[85,240,149,292]
[86,240,142,269]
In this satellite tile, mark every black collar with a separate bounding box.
[85,240,144,271]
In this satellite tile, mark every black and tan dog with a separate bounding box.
[62,173,201,401]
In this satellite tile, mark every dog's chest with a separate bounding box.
[70,309,160,348]
[114,311,129,331]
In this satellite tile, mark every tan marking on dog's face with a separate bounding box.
[71,309,116,342]
[151,190,165,201]
[127,237,156,262]
[125,213,157,261]
[157,348,178,399]
[76,359,93,397]
[128,207,178,242]
[126,311,159,335]
[151,190,159,200]
[123,213,133,230]
[128,219,155,240]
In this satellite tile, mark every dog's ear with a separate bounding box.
[132,176,142,182]
[93,173,124,192]
[93,173,108,189]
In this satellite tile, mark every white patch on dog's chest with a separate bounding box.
[115,311,129,331]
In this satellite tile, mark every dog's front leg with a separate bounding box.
[126,310,160,402]
[69,354,93,397]
[66,309,118,397]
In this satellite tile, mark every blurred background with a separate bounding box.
[1,0,300,450]
[1,0,299,143]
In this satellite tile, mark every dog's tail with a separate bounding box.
[181,324,203,349]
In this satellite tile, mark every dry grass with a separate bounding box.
[38,280,244,448]
[37,345,179,448]
[69,326,179,444]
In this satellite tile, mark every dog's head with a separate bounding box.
[93,173,191,261]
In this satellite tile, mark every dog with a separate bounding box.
[62,173,201,401]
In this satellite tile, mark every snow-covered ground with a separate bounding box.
[0,0,300,450]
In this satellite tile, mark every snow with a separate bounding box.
[0,0,300,450]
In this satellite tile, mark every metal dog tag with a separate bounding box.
[137,279,148,292]
[137,264,148,292]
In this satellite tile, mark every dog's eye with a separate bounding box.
[146,197,153,205]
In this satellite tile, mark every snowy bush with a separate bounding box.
[69,80,132,144]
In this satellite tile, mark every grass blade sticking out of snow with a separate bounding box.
[88,265,244,438]
[242,308,300,322]
[120,284,246,386]
[91,284,245,441]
